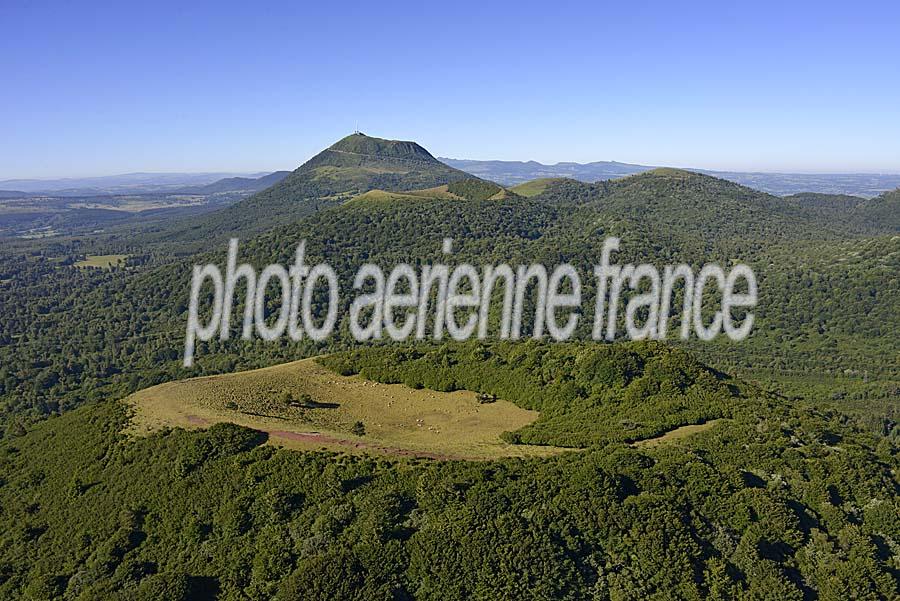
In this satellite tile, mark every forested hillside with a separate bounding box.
[0,134,897,599]
[1,162,897,434]
[0,341,897,600]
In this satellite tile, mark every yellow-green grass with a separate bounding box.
[346,190,430,205]
[631,419,724,448]
[347,185,520,205]
[346,186,463,206]
[509,178,568,197]
[74,254,129,269]
[409,184,464,199]
[125,357,569,460]
[486,188,519,200]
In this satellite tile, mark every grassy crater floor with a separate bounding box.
[125,357,570,460]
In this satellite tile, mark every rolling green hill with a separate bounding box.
[174,171,292,195]
[509,177,572,197]
[445,178,517,201]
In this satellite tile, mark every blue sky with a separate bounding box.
[2,0,899,178]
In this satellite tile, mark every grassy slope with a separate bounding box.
[126,357,564,460]
[510,177,571,197]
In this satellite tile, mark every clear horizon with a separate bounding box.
[6,150,900,185]
[2,1,899,179]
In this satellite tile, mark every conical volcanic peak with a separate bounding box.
[300,133,453,173]
[200,133,475,237]
[325,133,438,162]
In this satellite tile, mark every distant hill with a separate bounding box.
[855,188,900,231]
[443,158,649,186]
[174,171,291,194]
[193,133,475,238]
[526,169,900,238]
[442,157,900,198]
[0,190,32,199]
[780,190,900,233]
[529,168,857,244]
[0,172,293,239]
[0,171,268,196]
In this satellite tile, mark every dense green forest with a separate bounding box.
[0,134,897,599]
[0,342,896,599]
